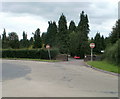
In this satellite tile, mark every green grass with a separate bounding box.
[2,58,60,62]
[87,61,120,74]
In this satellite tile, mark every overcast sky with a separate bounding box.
[0,0,119,39]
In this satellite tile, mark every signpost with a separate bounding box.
[46,44,51,60]
[90,43,95,61]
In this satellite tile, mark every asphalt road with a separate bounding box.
[2,59,118,97]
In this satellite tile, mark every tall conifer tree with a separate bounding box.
[69,20,76,32]
[46,21,58,47]
[76,11,90,58]
[33,28,42,48]
[58,13,69,54]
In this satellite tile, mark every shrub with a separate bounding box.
[2,48,59,59]
[104,39,120,65]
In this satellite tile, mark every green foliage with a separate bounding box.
[2,38,10,49]
[104,39,120,65]
[77,11,90,40]
[2,29,10,49]
[68,21,77,56]
[73,11,90,58]
[45,21,58,47]
[20,31,30,48]
[2,29,7,41]
[91,33,106,54]
[101,35,105,50]
[8,32,20,49]
[90,37,94,43]
[2,58,60,62]
[0,35,1,49]
[58,13,69,54]
[110,19,120,44]
[8,32,19,40]
[69,31,79,56]
[103,19,120,65]
[94,33,102,54]
[104,37,111,48]
[2,12,91,58]
[23,31,27,40]
[2,48,59,59]
[29,37,34,46]
[41,32,47,45]
[33,28,42,48]
[69,20,76,32]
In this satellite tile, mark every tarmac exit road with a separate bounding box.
[2,59,118,97]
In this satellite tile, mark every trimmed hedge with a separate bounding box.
[1,48,59,59]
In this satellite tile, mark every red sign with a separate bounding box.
[46,44,50,49]
[90,43,95,48]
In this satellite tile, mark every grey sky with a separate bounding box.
[118,1,120,19]
[0,1,119,39]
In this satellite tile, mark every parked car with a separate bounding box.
[74,56,80,59]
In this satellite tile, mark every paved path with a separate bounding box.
[2,59,118,97]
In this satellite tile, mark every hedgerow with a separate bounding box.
[1,48,59,59]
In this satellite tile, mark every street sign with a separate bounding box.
[46,44,51,60]
[101,50,104,53]
[90,43,95,61]
[90,43,95,48]
[46,44,50,49]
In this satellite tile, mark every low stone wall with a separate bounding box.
[55,54,68,61]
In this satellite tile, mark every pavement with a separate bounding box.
[2,59,118,97]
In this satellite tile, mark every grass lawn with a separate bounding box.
[87,61,120,74]
[2,58,60,62]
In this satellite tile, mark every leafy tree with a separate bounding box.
[94,32,102,54]
[33,28,42,48]
[103,19,120,65]
[0,35,1,49]
[69,31,79,56]
[0,35,1,41]
[104,39,120,65]
[75,11,90,58]
[2,28,7,41]
[41,32,47,46]
[52,21,58,46]
[30,37,34,44]
[58,13,69,54]
[69,20,76,32]
[45,21,58,47]
[101,35,105,50]
[2,29,10,48]
[90,37,94,43]
[20,31,29,48]
[23,31,27,41]
[28,37,34,49]
[93,33,106,54]
[8,32,19,49]
[110,19,120,44]
[77,11,89,40]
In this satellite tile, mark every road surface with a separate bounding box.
[2,59,118,97]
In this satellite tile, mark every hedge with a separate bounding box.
[1,48,59,59]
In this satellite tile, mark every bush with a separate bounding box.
[104,39,120,65]
[1,48,59,59]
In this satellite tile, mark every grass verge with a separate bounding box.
[2,58,60,62]
[87,61,120,74]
